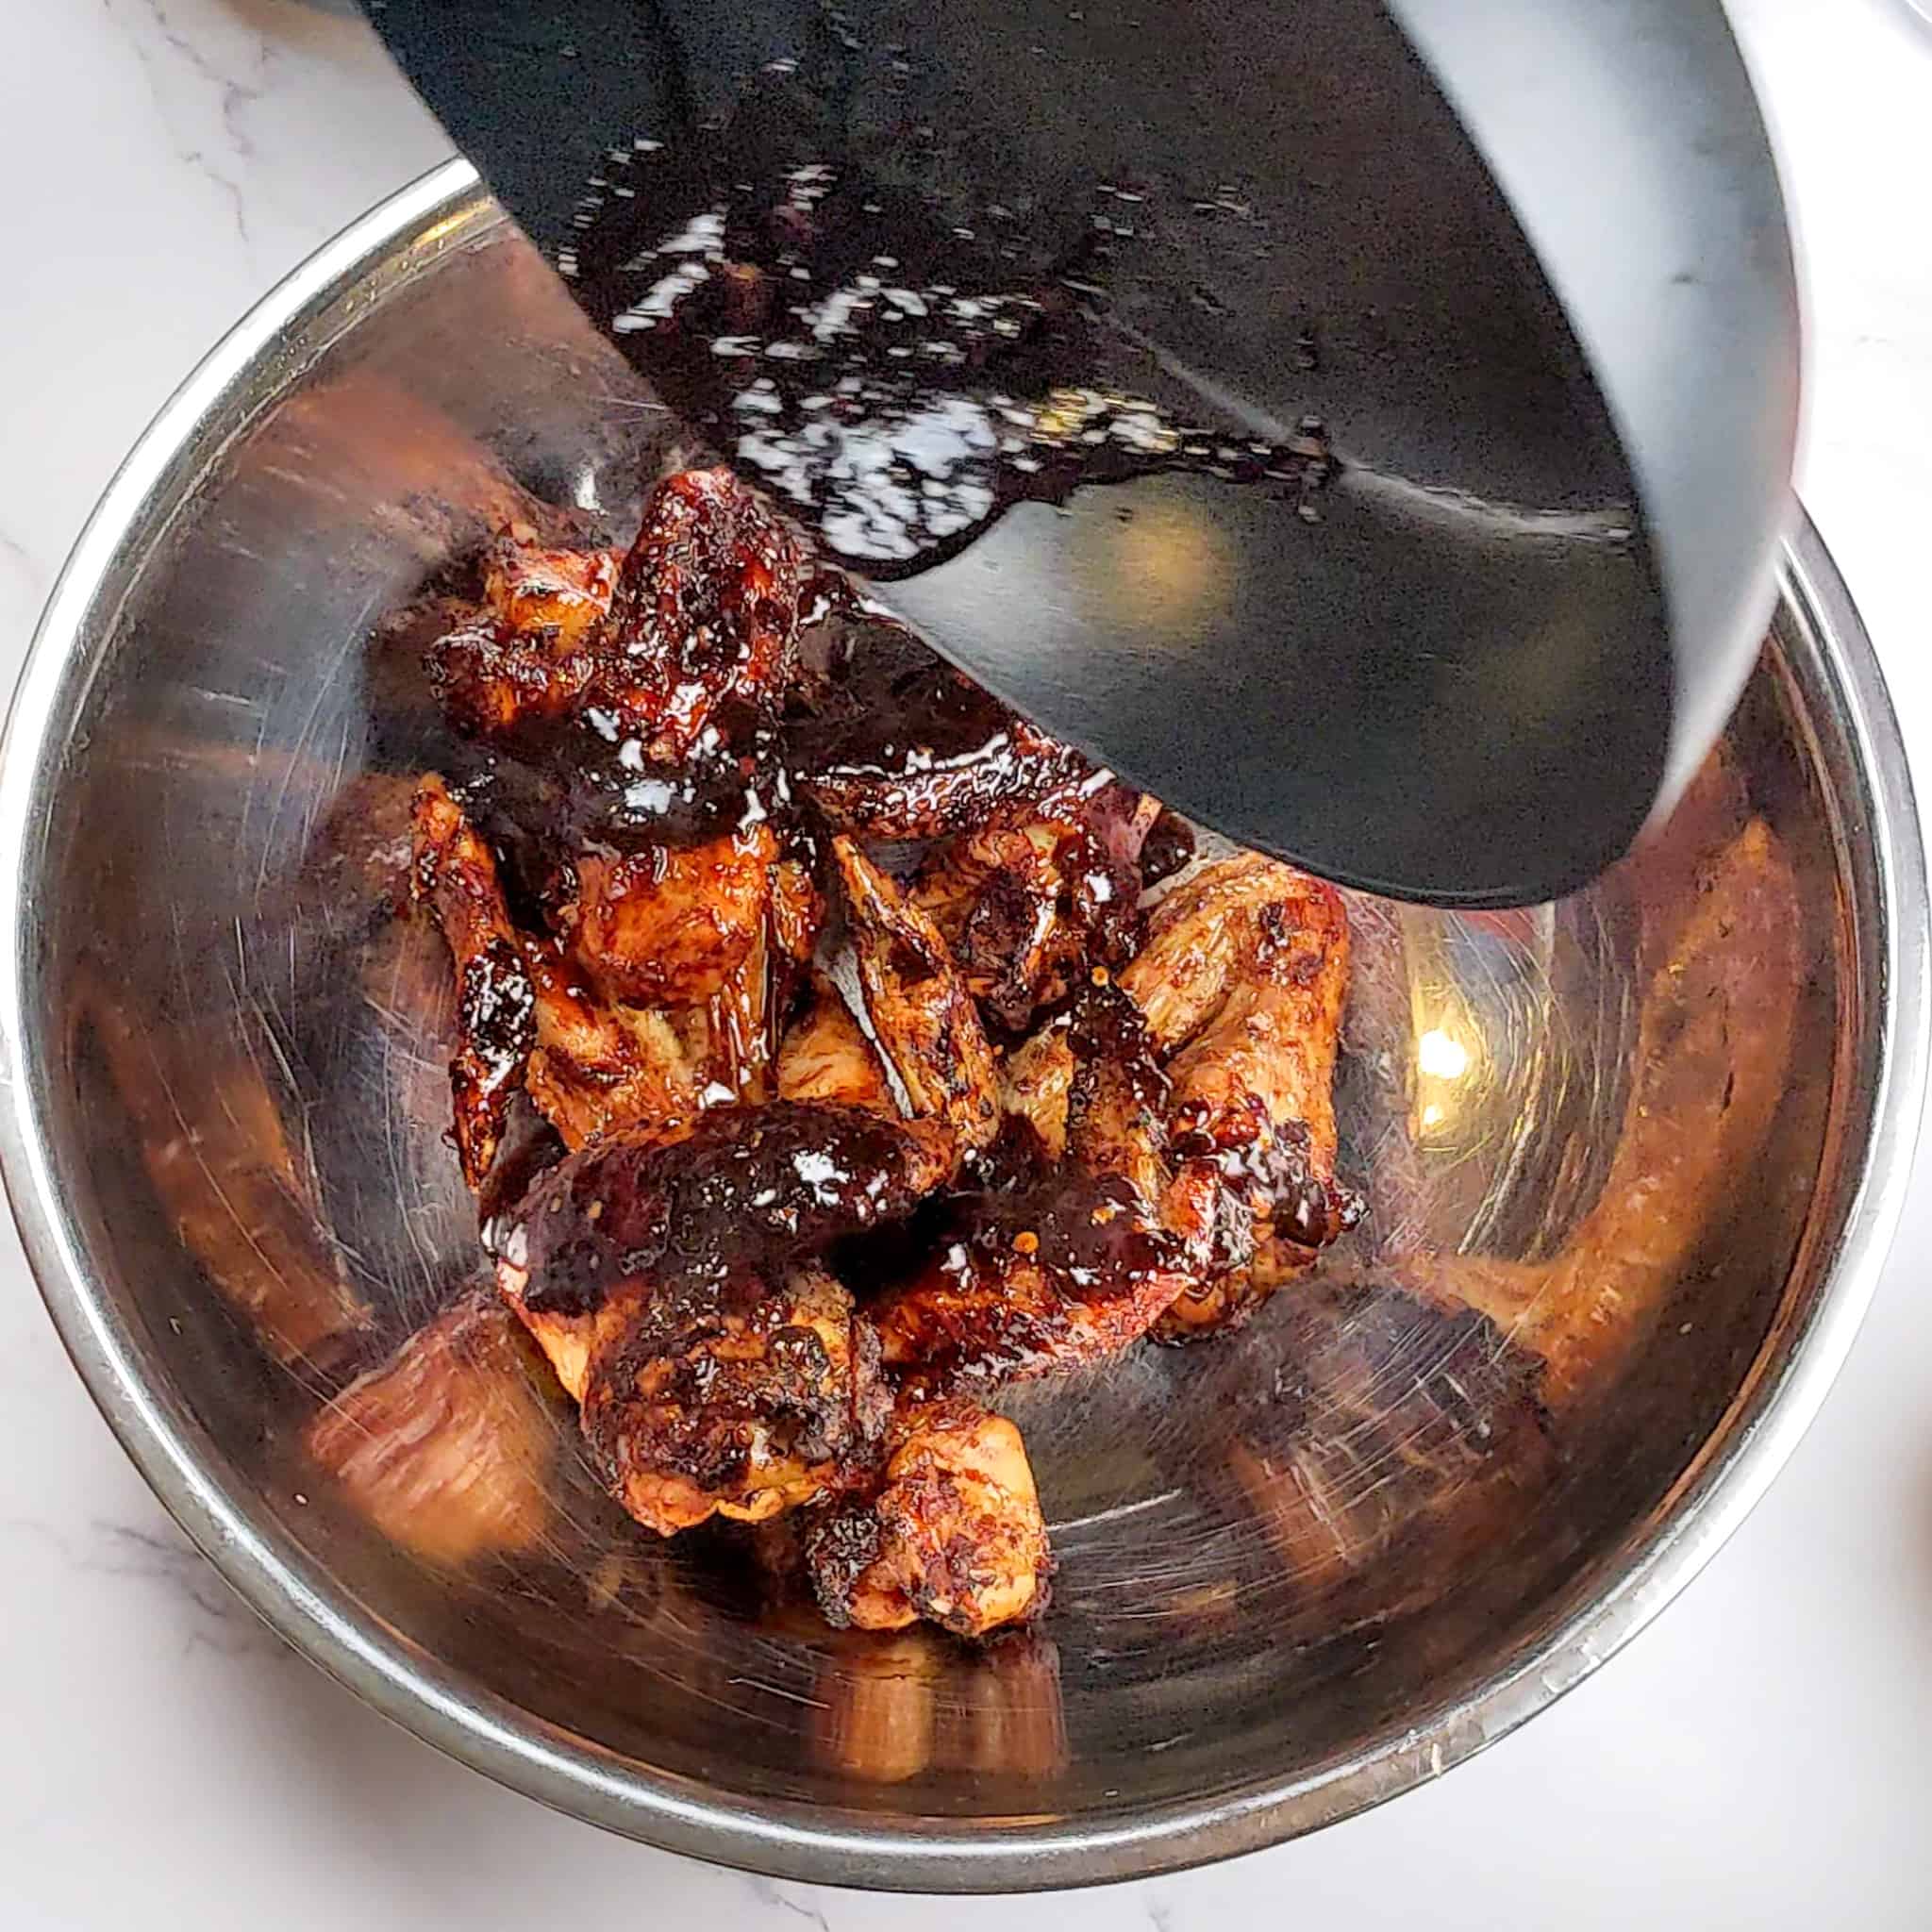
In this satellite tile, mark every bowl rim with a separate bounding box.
[1,158,1925,1891]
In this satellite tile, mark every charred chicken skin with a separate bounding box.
[432,467,802,759]
[807,1400,1052,1638]
[869,983,1214,1393]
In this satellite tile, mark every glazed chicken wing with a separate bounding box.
[808,1400,1051,1638]
[431,537,622,739]
[434,467,804,759]
[833,836,1000,1148]
[500,1102,958,1325]
[598,465,806,762]
[1119,851,1294,1051]
[910,787,1156,1033]
[410,774,538,1188]
[578,1264,890,1535]
[676,851,822,1108]
[495,1103,958,1536]
[998,1015,1076,1160]
[561,823,776,1008]
[521,939,701,1153]
[483,535,623,654]
[776,970,893,1113]
[870,986,1204,1393]
[967,856,1357,1343]
[1153,858,1357,1337]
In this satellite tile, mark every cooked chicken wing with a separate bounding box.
[870,986,1203,1392]
[599,466,806,762]
[304,1291,558,1567]
[521,938,700,1152]
[808,1399,1051,1637]
[833,836,999,1148]
[502,1102,959,1324]
[998,1015,1075,1161]
[967,856,1357,1342]
[1163,862,1348,1157]
[495,1103,958,1536]
[910,787,1156,1033]
[483,534,623,655]
[433,468,804,759]
[1119,851,1294,1052]
[431,538,622,739]
[680,853,821,1108]
[776,970,893,1113]
[560,823,777,1008]
[1154,858,1357,1337]
[410,774,538,1188]
[577,1263,890,1534]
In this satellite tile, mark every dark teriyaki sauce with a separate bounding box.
[563,74,1334,583]
[511,1101,947,1324]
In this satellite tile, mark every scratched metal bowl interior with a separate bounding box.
[4,165,1922,1890]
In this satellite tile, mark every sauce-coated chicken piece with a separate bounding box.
[870,986,1207,1393]
[974,855,1357,1342]
[494,1104,959,1537]
[431,538,622,740]
[305,1291,558,1567]
[833,836,1000,1149]
[483,534,623,655]
[600,466,807,762]
[1118,851,1299,1052]
[409,774,538,1189]
[996,852,1337,1159]
[521,939,700,1153]
[775,971,893,1113]
[682,853,822,1108]
[1151,858,1357,1338]
[910,788,1157,1033]
[433,468,804,758]
[415,774,732,1167]
[502,1100,959,1323]
[997,1014,1076,1161]
[560,822,776,1008]
[789,595,1089,840]
[808,1399,1051,1639]
[578,1264,890,1535]
[1164,862,1348,1157]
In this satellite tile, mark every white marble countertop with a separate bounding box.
[4,1,1930,1925]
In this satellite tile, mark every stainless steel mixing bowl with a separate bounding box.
[2,161,1924,1890]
